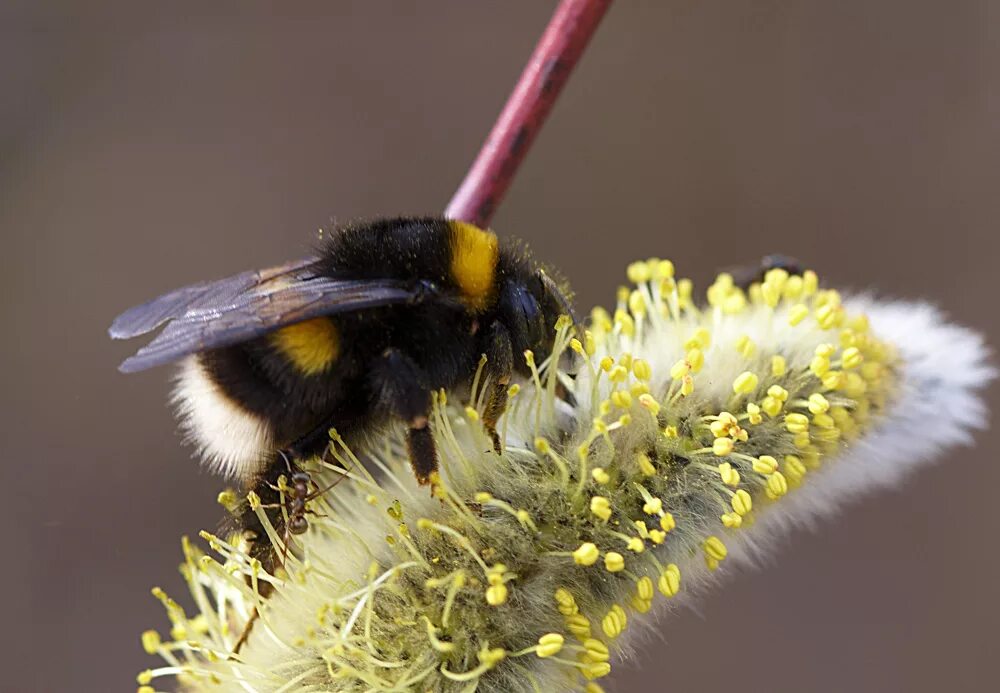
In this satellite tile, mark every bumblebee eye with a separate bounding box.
[536,269,578,329]
[499,281,544,353]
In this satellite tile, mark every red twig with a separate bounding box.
[444,0,613,227]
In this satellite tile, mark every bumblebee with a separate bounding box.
[110,217,574,566]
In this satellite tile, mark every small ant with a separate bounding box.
[284,471,314,536]
[231,458,347,654]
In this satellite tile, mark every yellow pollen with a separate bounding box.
[565,613,592,640]
[655,259,675,279]
[816,304,838,329]
[802,269,819,294]
[584,661,612,681]
[536,633,565,658]
[686,327,711,350]
[670,359,690,380]
[784,455,807,483]
[786,413,810,433]
[660,513,676,532]
[736,334,756,358]
[788,303,809,326]
[845,372,867,398]
[722,291,746,314]
[753,455,778,474]
[486,583,508,605]
[732,489,753,515]
[637,452,656,476]
[658,564,681,597]
[573,543,600,566]
[590,496,612,521]
[766,471,789,499]
[761,281,781,308]
[768,385,789,401]
[808,393,830,414]
[761,396,783,418]
[608,365,629,383]
[601,604,627,638]
[822,370,846,390]
[842,346,864,369]
[639,393,661,416]
[714,438,735,457]
[604,552,625,572]
[141,630,161,655]
[721,512,743,528]
[554,588,578,616]
[783,275,804,299]
[636,575,655,602]
[733,371,759,394]
[704,536,728,564]
[718,461,740,486]
[610,390,632,409]
[632,358,652,380]
[772,355,787,376]
[583,638,610,664]
[627,261,653,284]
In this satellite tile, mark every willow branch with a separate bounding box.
[444,0,613,227]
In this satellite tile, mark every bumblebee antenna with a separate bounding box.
[538,269,584,340]
[445,0,613,228]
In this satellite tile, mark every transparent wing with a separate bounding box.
[110,257,428,373]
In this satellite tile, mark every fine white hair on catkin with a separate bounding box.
[740,298,994,530]
[139,262,992,693]
[621,297,995,653]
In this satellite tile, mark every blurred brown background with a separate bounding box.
[2,1,997,691]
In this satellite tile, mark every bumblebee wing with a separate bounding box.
[110,258,426,373]
[109,257,316,340]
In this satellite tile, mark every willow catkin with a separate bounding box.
[139,261,992,693]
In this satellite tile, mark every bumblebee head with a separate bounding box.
[499,269,578,376]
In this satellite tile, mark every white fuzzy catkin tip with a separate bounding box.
[139,262,992,693]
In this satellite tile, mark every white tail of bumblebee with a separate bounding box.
[139,262,992,693]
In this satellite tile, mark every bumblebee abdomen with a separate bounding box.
[172,356,275,480]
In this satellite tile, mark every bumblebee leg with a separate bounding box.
[235,457,288,579]
[407,421,437,485]
[480,321,514,453]
[229,457,294,655]
[371,349,437,485]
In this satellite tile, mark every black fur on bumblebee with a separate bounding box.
[110,217,576,571]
